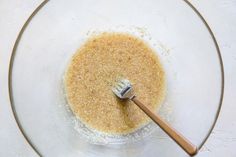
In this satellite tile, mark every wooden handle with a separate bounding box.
[131,96,198,156]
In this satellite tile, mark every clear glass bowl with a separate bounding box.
[9,0,224,156]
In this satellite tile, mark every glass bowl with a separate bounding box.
[9,0,224,156]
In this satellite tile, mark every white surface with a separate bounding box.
[0,0,235,156]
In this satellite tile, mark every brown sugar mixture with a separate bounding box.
[64,33,166,134]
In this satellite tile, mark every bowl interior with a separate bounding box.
[10,0,223,156]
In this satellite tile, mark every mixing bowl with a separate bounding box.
[9,0,224,156]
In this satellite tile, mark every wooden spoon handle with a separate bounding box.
[131,96,198,156]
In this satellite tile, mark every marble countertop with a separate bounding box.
[0,0,235,156]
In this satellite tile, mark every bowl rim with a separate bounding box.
[8,0,224,156]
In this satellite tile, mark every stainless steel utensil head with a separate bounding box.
[112,79,134,99]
